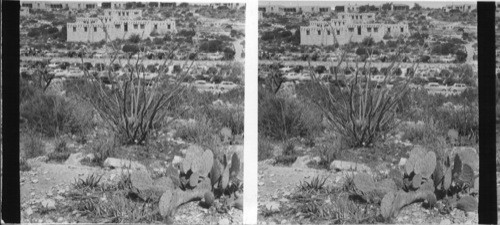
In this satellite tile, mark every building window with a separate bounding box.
[327,30,331,35]
[134,24,138,29]
[115,24,120,29]
[140,24,145,29]
[135,12,139,15]
[348,27,354,32]
[318,30,321,35]
[127,12,129,16]
[94,27,97,32]
[374,27,378,32]
[306,30,310,35]
[367,27,372,32]
[337,30,340,35]
[84,27,87,32]
[401,27,404,32]
[167,24,171,29]
[155,24,158,29]
[73,27,76,32]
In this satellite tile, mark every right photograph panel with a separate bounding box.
[258,1,479,224]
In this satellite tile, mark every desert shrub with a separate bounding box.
[259,91,320,141]
[23,134,45,159]
[20,86,93,137]
[82,138,118,167]
[204,106,244,135]
[400,120,442,145]
[258,136,275,161]
[20,157,31,171]
[47,139,71,163]
[173,116,221,150]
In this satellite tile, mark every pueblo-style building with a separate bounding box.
[300,12,409,45]
[67,9,176,42]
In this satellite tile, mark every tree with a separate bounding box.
[382,3,392,11]
[455,50,467,63]
[122,44,139,55]
[412,3,422,11]
[179,2,189,7]
[128,34,141,43]
[361,37,375,47]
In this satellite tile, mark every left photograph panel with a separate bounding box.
[19,1,244,223]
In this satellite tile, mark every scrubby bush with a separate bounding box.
[173,116,221,150]
[259,92,319,141]
[23,134,45,159]
[20,91,92,137]
[20,157,31,171]
[47,138,71,163]
[258,137,275,161]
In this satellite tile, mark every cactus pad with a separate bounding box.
[459,163,474,184]
[456,196,478,212]
[221,164,230,190]
[130,170,154,192]
[444,168,452,190]
[406,146,426,175]
[230,153,240,180]
[381,191,396,218]
[353,173,376,194]
[189,172,199,187]
[412,174,422,189]
[414,151,436,178]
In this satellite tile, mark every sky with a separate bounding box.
[258,1,476,9]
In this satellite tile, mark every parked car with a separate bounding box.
[449,83,467,93]
[424,82,446,91]
[219,81,238,90]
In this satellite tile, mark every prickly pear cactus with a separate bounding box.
[381,191,396,218]
[456,196,478,212]
[353,173,376,195]
[210,158,223,186]
[131,170,154,192]
[412,174,422,189]
[204,191,215,206]
[415,151,436,178]
[405,146,427,175]
[229,153,240,180]
[459,163,474,184]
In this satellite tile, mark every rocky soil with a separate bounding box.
[257,144,479,225]
[20,142,243,224]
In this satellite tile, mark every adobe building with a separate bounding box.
[300,12,409,45]
[20,1,98,10]
[443,3,476,12]
[67,9,176,42]
[258,4,331,14]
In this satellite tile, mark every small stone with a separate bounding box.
[32,179,38,183]
[57,217,64,222]
[219,218,231,225]
[258,182,264,186]
[264,201,280,212]
[440,219,452,225]
[172,155,183,166]
[30,192,35,196]
[24,207,33,216]
[398,158,407,167]
[41,199,56,210]
[268,221,277,225]
[55,195,64,201]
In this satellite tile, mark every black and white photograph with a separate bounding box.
[258,1,479,224]
[18,1,245,223]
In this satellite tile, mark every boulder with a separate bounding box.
[330,160,371,173]
[172,155,183,166]
[103,158,147,171]
[398,158,407,168]
[292,155,320,168]
[64,152,85,165]
[41,199,56,210]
